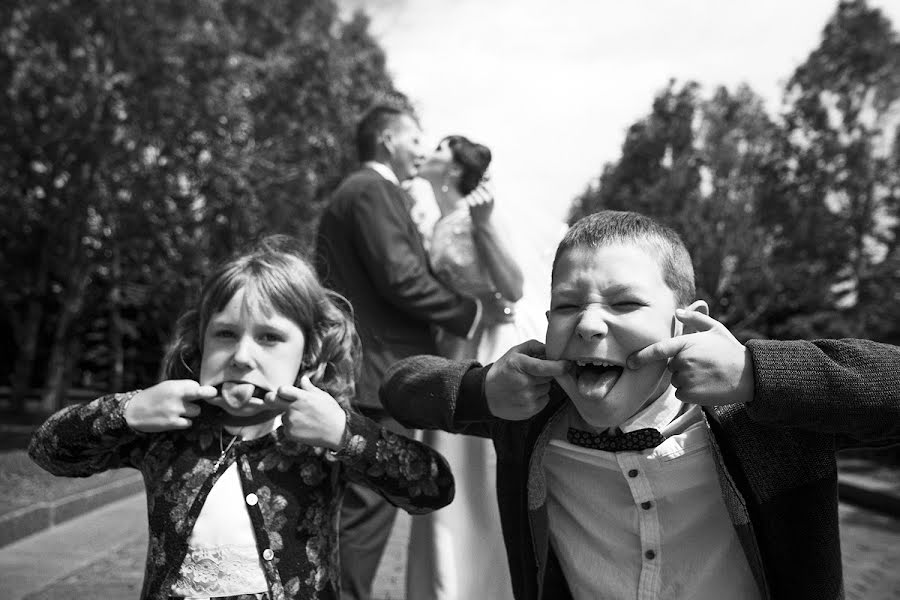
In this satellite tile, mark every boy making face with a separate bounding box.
[537,213,759,600]
[381,210,900,600]
[546,239,707,430]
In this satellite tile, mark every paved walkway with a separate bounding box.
[1,494,899,599]
[0,494,147,600]
[0,494,410,600]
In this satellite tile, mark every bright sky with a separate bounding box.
[337,0,900,232]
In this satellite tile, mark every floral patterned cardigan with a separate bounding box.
[28,391,455,600]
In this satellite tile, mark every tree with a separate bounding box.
[780,0,900,342]
[569,81,790,339]
[1,0,407,411]
[568,0,900,344]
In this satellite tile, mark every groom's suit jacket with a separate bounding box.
[315,166,478,411]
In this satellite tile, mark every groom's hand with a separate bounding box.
[485,340,569,420]
[480,292,515,326]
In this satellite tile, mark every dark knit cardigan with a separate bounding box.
[28,391,455,600]
[380,338,900,600]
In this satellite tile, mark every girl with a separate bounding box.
[28,235,455,600]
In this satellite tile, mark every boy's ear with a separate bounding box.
[681,300,710,334]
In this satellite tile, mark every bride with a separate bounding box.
[404,135,546,600]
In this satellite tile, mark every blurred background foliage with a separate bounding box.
[1,0,409,410]
[570,0,900,345]
[2,0,899,412]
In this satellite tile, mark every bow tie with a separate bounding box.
[567,427,664,452]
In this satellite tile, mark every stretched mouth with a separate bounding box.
[571,359,624,399]
[198,381,278,427]
[213,381,270,402]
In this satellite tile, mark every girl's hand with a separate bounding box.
[467,183,495,227]
[266,376,347,449]
[124,380,217,432]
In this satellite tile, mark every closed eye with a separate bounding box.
[614,301,645,309]
[259,332,286,344]
[549,304,579,314]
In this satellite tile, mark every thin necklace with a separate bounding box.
[214,428,239,471]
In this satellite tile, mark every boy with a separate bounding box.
[380,210,900,600]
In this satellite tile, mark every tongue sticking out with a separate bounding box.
[219,381,256,404]
[576,365,623,399]
[214,382,269,406]
[201,382,276,427]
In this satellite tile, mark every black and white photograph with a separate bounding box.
[2,1,900,599]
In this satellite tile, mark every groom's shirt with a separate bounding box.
[402,176,442,251]
[363,160,400,186]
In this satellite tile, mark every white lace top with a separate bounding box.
[170,462,268,597]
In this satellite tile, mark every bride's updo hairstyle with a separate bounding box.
[444,135,492,195]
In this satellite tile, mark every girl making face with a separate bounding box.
[29,235,454,600]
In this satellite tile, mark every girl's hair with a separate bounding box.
[443,135,492,196]
[162,235,360,409]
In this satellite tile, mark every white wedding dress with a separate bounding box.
[405,179,556,600]
[428,203,547,363]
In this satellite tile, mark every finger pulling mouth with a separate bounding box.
[200,382,278,427]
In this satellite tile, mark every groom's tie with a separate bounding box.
[567,427,664,452]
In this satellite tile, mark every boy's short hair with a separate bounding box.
[356,105,409,162]
[552,210,696,306]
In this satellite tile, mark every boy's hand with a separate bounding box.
[626,310,755,406]
[124,380,216,432]
[485,340,569,420]
[264,376,347,449]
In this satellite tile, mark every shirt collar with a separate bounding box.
[618,386,683,433]
[363,161,399,186]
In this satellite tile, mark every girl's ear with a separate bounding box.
[682,300,710,334]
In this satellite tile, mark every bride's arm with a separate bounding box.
[468,184,524,302]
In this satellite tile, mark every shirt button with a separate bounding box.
[641,501,652,510]
[645,549,656,560]
[245,493,258,506]
[262,548,274,560]
[628,469,639,478]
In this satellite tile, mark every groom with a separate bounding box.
[315,105,495,600]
